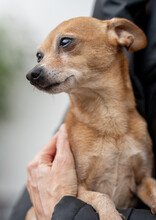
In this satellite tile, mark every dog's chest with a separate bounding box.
[72,134,142,208]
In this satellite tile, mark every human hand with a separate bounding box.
[26,124,77,220]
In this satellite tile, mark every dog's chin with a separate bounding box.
[32,75,75,94]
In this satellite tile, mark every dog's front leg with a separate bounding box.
[25,189,126,220]
[137,176,156,214]
[78,186,126,220]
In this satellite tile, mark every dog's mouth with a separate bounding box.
[44,82,61,91]
[31,75,74,92]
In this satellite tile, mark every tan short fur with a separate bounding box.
[26,17,156,220]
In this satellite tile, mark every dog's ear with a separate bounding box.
[106,18,147,52]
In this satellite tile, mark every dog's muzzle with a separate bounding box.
[26,67,47,88]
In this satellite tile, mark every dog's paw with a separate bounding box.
[99,211,124,220]
[120,213,127,220]
[151,207,156,215]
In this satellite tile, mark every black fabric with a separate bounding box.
[124,208,156,220]
[93,0,148,119]
[9,188,32,220]
[52,196,156,220]
[9,192,156,220]
[52,196,99,220]
[93,0,156,166]
[92,0,148,29]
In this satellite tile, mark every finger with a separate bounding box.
[38,133,58,164]
[56,124,71,155]
[27,172,44,216]
[29,184,44,217]
[41,133,58,154]
[54,124,74,166]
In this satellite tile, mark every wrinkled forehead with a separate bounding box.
[39,17,106,50]
[56,17,103,35]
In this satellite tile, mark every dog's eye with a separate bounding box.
[59,38,73,48]
[36,52,43,63]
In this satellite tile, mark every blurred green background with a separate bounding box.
[0,19,30,118]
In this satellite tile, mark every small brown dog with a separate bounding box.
[26,17,156,220]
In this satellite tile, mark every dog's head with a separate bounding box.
[26,17,147,94]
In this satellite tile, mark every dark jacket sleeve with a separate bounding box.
[92,0,148,29]
[9,188,32,220]
[51,196,99,220]
[52,196,156,220]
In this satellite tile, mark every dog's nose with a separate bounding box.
[26,67,42,81]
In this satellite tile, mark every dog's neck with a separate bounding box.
[69,54,136,136]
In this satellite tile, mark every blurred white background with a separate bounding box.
[0,0,95,219]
